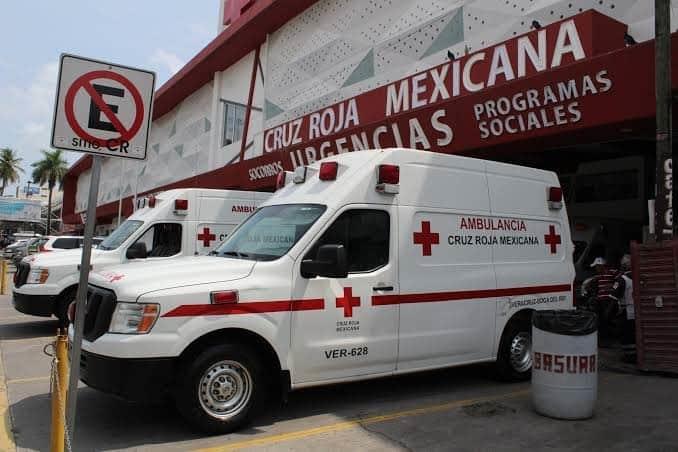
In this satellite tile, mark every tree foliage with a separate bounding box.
[0,148,24,196]
[31,149,68,190]
[31,149,69,233]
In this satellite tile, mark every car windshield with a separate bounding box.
[213,204,326,261]
[98,220,143,250]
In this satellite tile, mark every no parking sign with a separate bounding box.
[52,54,156,442]
[51,54,155,160]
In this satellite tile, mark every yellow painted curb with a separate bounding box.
[196,388,529,452]
[0,347,16,451]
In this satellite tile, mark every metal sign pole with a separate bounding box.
[117,159,125,226]
[65,154,103,441]
[654,0,673,241]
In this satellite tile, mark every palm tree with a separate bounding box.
[31,149,68,234]
[0,148,24,196]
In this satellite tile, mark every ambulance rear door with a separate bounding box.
[396,159,497,370]
[486,163,574,346]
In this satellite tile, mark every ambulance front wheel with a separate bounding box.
[175,344,268,434]
[495,318,533,381]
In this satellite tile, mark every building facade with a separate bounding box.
[62,0,675,246]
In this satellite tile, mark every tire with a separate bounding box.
[174,344,268,434]
[55,287,77,328]
[495,319,533,381]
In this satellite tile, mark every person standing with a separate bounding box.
[585,257,620,340]
[612,254,635,362]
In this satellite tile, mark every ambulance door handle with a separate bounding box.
[373,286,394,291]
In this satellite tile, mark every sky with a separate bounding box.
[0,0,220,195]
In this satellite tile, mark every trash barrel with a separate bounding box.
[531,309,598,420]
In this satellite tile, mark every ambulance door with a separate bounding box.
[290,206,399,383]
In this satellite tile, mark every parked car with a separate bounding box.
[5,238,41,265]
[39,235,104,252]
[27,237,49,255]
[3,239,28,259]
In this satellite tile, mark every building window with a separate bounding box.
[222,100,247,146]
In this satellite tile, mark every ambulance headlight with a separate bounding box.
[109,302,159,334]
[26,267,49,284]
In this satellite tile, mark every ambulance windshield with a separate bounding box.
[98,220,143,250]
[213,204,326,261]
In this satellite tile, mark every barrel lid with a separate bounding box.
[532,309,597,336]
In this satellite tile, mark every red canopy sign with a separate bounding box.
[254,10,629,183]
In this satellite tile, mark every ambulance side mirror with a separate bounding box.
[126,242,148,260]
[301,244,348,278]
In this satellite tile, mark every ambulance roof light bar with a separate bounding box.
[293,166,307,184]
[276,171,293,190]
[319,162,338,181]
[376,164,400,194]
[548,186,563,210]
[174,198,188,215]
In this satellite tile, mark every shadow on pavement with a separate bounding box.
[11,388,199,451]
[10,363,509,450]
[0,319,60,340]
[248,363,507,434]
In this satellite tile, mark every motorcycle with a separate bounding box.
[576,276,624,340]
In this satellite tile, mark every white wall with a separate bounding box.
[75,82,215,212]
[263,0,670,130]
[215,48,266,165]
[75,48,265,212]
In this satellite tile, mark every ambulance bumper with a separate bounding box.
[12,291,55,317]
[79,350,175,402]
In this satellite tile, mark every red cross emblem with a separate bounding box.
[413,221,439,256]
[544,225,562,254]
[336,287,360,317]
[198,227,217,247]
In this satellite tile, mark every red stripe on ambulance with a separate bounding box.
[162,298,324,317]
[162,284,570,317]
[372,284,572,306]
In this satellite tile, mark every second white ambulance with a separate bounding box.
[79,149,574,433]
[13,188,269,324]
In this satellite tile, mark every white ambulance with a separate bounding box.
[13,188,269,324]
[79,149,574,433]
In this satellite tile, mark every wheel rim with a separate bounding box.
[509,331,532,373]
[198,360,252,420]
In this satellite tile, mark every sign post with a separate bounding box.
[51,53,154,446]
[655,0,673,241]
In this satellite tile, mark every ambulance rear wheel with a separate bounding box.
[496,320,532,381]
[175,344,267,434]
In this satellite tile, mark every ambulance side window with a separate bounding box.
[305,210,389,273]
[134,223,182,257]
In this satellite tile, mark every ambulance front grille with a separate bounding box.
[84,285,117,342]
[14,262,30,287]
